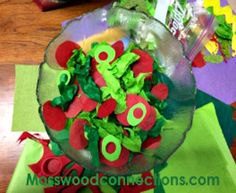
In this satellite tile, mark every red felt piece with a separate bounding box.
[133,108,143,119]
[42,157,63,176]
[151,83,169,101]
[69,119,88,150]
[192,52,206,68]
[116,94,151,127]
[100,140,130,167]
[142,136,162,149]
[42,101,67,131]
[29,141,71,177]
[92,69,106,87]
[97,98,117,118]
[132,49,154,78]
[65,96,82,118]
[55,40,81,69]
[112,40,124,62]
[99,52,108,60]
[106,142,116,154]
[80,94,98,112]
[138,106,157,131]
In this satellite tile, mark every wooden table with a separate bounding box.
[0,0,110,192]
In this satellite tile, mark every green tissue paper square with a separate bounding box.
[12,65,45,132]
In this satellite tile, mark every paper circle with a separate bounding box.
[101,135,121,162]
[41,157,62,176]
[127,103,147,126]
[94,45,116,63]
[57,70,71,86]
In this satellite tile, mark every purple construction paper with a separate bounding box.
[193,57,236,104]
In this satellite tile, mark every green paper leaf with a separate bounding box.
[72,50,102,102]
[122,70,149,94]
[97,62,127,113]
[84,125,100,167]
[49,141,63,156]
[149,117,166,138]
[122,134,142,153]
[111,52,139,78]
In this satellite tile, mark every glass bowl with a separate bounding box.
[37,7,196,175]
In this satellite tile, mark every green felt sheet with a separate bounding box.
[6,139,44,193]
[196,90,236,147]
[12,65,44,132]
[161,103,236,193]
[7,103,236,193]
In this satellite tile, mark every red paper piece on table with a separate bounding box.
[142,136,162,149]
[100,141,130,167]
[132,49,153,78]
[91,40,124,87]
[42,101,67,131]
[139,106,157,131]
[65,97,82,118]
[17,132,49,144]
[116,94,153,131]
[33,0,66,11]
[29,142,71,177]
[192,52,206,68]
[151,83,169,101]
[69,119,88,150]
[97,98,117,118]
[55,40,81,68]
[80,93,98,112]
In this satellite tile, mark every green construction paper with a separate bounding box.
[196,90,236,147]
[93,119,123,139]
[12,65,45,132]
[122,70,148,94]
[204,55,224,64]
[84,125,100,167]
[161,103,236,193]
[73,50,102,102]
[51,82,78,110]
[101,135,122,161]
[97,63,126,113]
[7,139,44,193]
[218,39,231,58]
[118,0,157,16]
[122,134,142,153]
[148,117,165,138]
[110,52,139,78]
[94,44,116,63]
[56,70,71,86]
[127,103,147,126]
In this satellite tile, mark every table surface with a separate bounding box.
[0,0,110,192]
